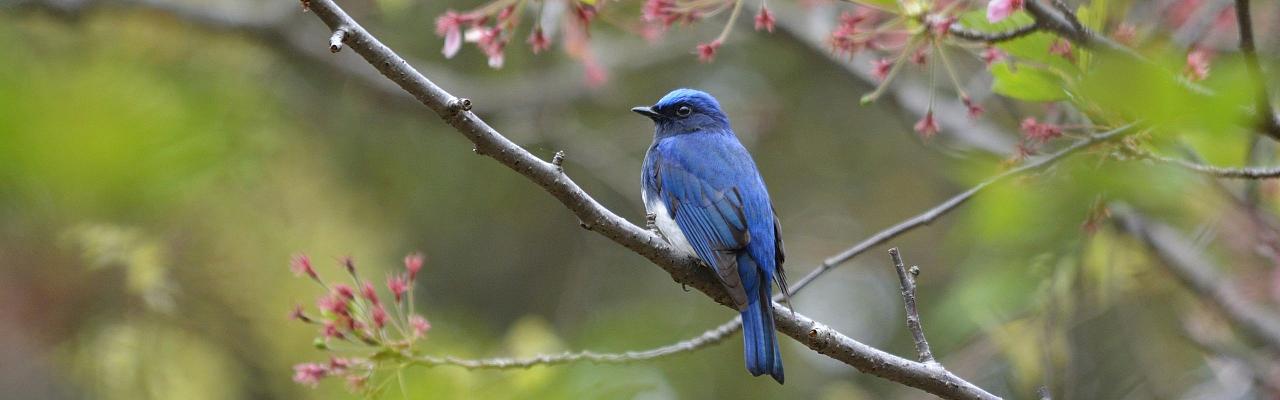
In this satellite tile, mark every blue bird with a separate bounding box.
[633,89,790,384]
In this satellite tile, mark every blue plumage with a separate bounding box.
[633,89,789,384]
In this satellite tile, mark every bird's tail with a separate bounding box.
[740,261,784,384]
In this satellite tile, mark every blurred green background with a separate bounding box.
[2,0,1277,398]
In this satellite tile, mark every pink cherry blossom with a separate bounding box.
[1185,47,1211,81]
[292,363,328,387]
[872,58,892,81]
[986,0,1024,23]
[290,254,316,279]
[387,274,409,303]
[914,111,940,139]
[527,27,551,54]
[411,315,432,338]
[962,96,985,119]
[981,47,1006,67]
[436,11,467,58]
[754,6,775,33]
[1020,117,1063,142]
[697,40,721,63]
[361,282,380,306]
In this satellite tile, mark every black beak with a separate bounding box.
[631,106,661,119]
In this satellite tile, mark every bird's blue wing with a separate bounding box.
[650,137,771,309]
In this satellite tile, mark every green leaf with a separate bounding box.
[990,62,1069,102]
[957,9,1034,31]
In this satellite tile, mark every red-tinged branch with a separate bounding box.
[302,0,998,398]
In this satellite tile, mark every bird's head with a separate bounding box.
[632,88,731,136]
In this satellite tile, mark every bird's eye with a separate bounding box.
[676,105,692,117]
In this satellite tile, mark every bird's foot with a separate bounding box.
[645,212,658,232]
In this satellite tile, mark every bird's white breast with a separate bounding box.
[643,191,697,257]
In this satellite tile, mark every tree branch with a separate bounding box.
[408,317,742,369]
[1112,209,1280,351]
[788,124,1136,295]
[1233,0,1280,140]
[300,1,998,398]
[889,248,935,364]
[948,23,1040,43]
[1132,148,1280,179]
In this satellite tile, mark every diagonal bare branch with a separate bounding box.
[300,0,999,398]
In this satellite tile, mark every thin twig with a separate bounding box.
[1233,0,1280,140]
[300,1,999,398]
[788,123,1137,295]
[889,248,935,364]
[948,23,1040,43]
[1133,148,1280,179]
[409,317,742,369]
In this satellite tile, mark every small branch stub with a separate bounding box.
[329,27,347,53]
[449,97,473,114]
[552,150,566,168]
[889,247,936,364]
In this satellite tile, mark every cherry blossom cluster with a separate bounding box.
[430,0,1224,148]
[288,253,432,392]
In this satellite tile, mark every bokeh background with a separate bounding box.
[2,0,1278,398]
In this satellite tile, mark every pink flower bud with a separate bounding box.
[387,275,409,303]
[317,294,349,317]
[962,96,985,119]
[527,28,551,54]
[696,40,721,63]
[332,284,355,300]
[292,363,328,387]
[289,304,312,323]
[872,58,892,81]
[981,47,1006,67]
[914,111,939,139]
[340,256,355,275]
[1185,47,1211,81]
[371,305,389,329]
[1049,39,1074,61]
[404,252,425,281]
[329,357,352,371]
[411,315,432,338]
[986,0,1023,23]
[322,321,345,339]
[361,282,380,306]
[290,254,317,280]
[754,6,775,33]
[1020,117,1063,142]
